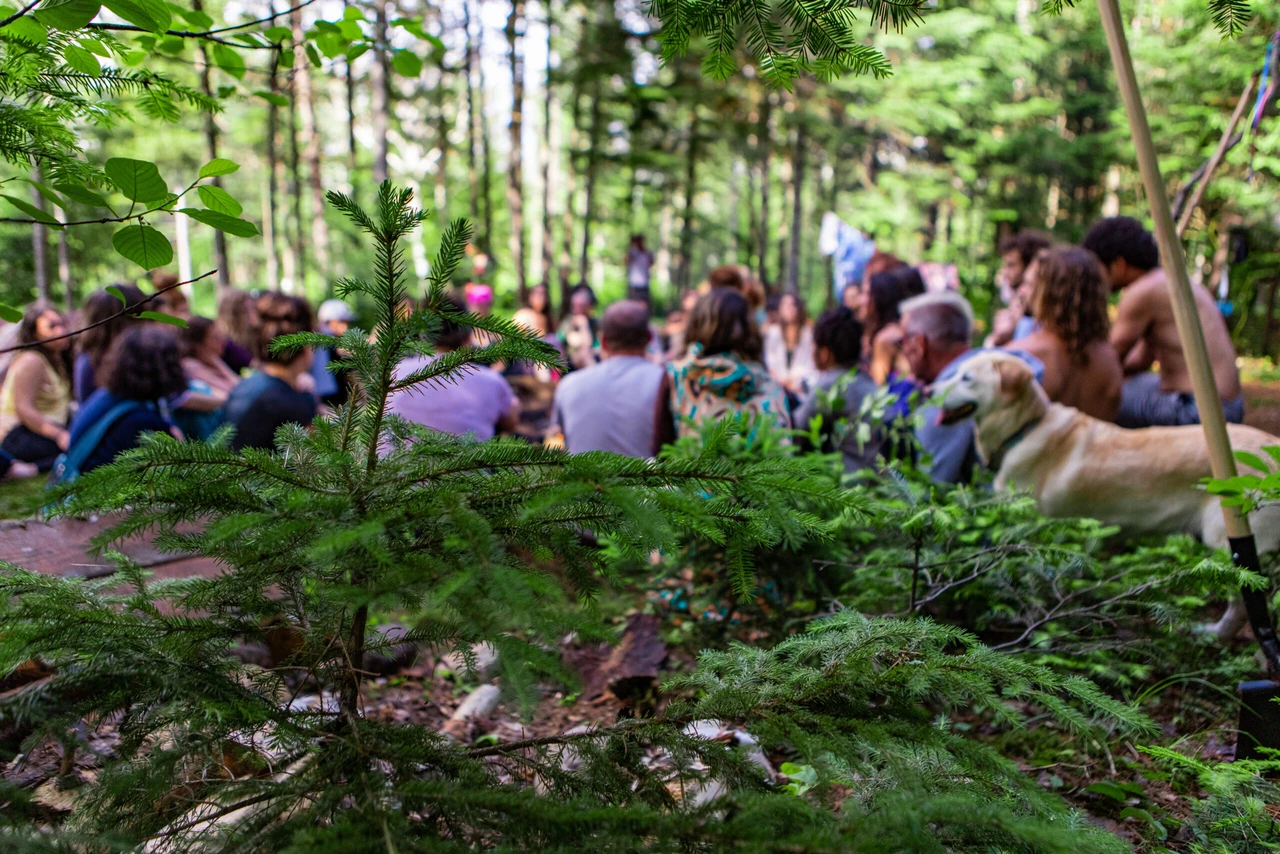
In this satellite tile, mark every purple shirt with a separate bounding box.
[388,355,515,441]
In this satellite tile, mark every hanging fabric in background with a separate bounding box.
[819,212,875,301]
[917,262,960,292]
[1247,31,1279,182]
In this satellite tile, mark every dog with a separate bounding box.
[934,350,1280,640]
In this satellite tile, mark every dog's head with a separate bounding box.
[933,350,1042,428]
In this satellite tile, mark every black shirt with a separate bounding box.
[223,372,317,452]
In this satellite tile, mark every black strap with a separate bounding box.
[1229,535,1280,675]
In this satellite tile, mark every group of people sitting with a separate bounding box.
[0,214,1243,486]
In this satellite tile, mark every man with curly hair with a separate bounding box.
[1082,216,1242,428]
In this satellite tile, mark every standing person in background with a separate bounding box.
[1014,246,1123,421]
[763,292,818,395]
[389,296,519,441]
[73,284,146,403]
[558,285,600,372]
[1082,216,1243,428]
[65,326,187,476]
[863,265,926,383]
[222,293,317,452]
[216,290,259,375]
[150,271,190,320]
[176,316,240,440]
[551,301,664,456]
[0,303,73,472]
[311,299,355,407]
[626,236,655,305]
[654,287,790,450]
[987,230,1053,348]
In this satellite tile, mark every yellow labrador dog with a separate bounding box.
[935,350,1280,639]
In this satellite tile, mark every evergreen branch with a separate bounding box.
[0,270,215,354]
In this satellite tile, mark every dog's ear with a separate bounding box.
[995,358,1032,397]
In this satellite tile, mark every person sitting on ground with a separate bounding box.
[792,306,883,472]
[557,284,600,372]
[216,290,258,374]
[763,292,818,394]
[0,303,73,473]
[842,250,905,313]
[311,298,355,407]
[897,291,979,485]
[513,282,556,338]
[551,300,664,457]
[69,325,187,475]
[73,284,146,403]
[663,288,701,360]
[389,296,519,441]
[987,230,1054,347]
[175,316,240,440]
[150,271,190,320]
[654,287,790,451]
[863,265,926,384]
[222,293,318,452]
[1014,245,1123,421]
[1082,216,1243,427]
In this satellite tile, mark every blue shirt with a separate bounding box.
[70,389,173,474]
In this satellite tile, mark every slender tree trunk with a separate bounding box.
[727,159,741,264]
[558,89,581,309]
[577,84,602,285]
[56,214,72,309]
[194,0,230,296]
[745,165,757,275]
[464,0,480,226]
[287,67,305,290]
[539,1,556,290]
[477,0,494,254]
[29,177,49,302]
[265,40,282,290]
[371,0,391,184]
[676,109,699,291]
[656,189,673,301]
[756,93,771,287]
[505,0,527,300]
[346,57,358,178]
[293,6,330,277]
[786,123,805,295]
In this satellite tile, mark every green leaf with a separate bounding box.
[0,304,23,324]
[198,158,239,178]
[316,31,346,58]
[305,42,321,68]
[196,185,242,216]
[156,34,184,53]
[22,179,66,210]
[233,32,265,47]
[392,49,422,77]
[122,49,147,65]
[79,37,110,56]
[1084,781,1129,802]
[33,0,100,30]
[63,43,102,75]
[344,43,368,62]
[179,208,258,237]
[263,25,292,43]
[342,5,364,20]
[211,43,245,79]
[105,285,127,303]
[278,48,294,68]
[1235,450,1270,474]
[176,7,211,28]
[104,157,169,203]
[138,310,187,327]
[102,0,158,31]
[337,18,361,40]
[0,195,59,225]
[254,90,289,107]
[112,224,173,268]
[5,15,48,43]
[53,183,110,208]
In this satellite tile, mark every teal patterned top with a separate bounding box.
[666,344,791,439]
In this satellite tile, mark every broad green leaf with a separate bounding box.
[122,49,147,65]
[139,310,187,327]
[211,43,245,79]
[79,37,110,56]
[63,43,101,75]
[305,43,321,67]
[311,20,339,33]
[1083,781,1129,802]
[344,43,368,62]
[316,31,346,58]
[1235,450,1271,474]
[234,33,266,47]
[22,179,66,209]
[104,157,169,203]
[137,0,169,30]
[278,48,294,68]
[33,0,100,30]
[197,185,243,216]
[179,208,258,237]
[112,224,172,268]
[341,5,364,21]
[0,304,22,323]
[263,25,292,43]
[105,285,127,303]
[176,7,211,28]
[53,183,110,208]
[5,15,48,43]
[0,195,59,225]
[198,158,239,178]
[102,0,158,31]
[392,49,422,78]
[157,34,184,53]
[216,85,236,98]
[337,19,361,40]
[254,90,289,107]
[132,33,155,48]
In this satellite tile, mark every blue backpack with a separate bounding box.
[49,400,143,487]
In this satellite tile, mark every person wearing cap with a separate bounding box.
[311,298,355,407]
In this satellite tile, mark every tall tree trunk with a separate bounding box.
[56,215,72,308]
[745,164,757,275]
[371,0,391,184]
[676,109,699,291]
[539,0,556,290]
[727,159,741,264]
[28,177,49,302]
[293,5,330,277]
[655,189,673,301]
[505,0,527,300]
[265,39,282,291]
[786,123,805,295]
[756,92,771,287]
[477,0,494,254]
[558,89,581,311]
[577,84,602,285]
[464,0,480,226]
[194,0,230,296]
[287,67,305,291]
[346,57,358,178]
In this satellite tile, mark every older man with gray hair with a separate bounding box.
[551,300,664,457]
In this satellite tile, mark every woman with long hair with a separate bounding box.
[1017,245,1123,421]
[216,290,258,373]
[73,283,146,403]
[654,287,789,451]
[863,265,926,383]
[513,282,555,337]
[175,316,241,440]
[762,292,817,393]
[0,302,74,471]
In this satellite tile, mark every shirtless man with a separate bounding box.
[1082,217,1242,428]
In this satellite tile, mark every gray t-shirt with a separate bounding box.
[552,355,664,457]
[793,367,883,472]
[389,356,514,441]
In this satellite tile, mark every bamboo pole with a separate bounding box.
[1175,72,1258,238]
